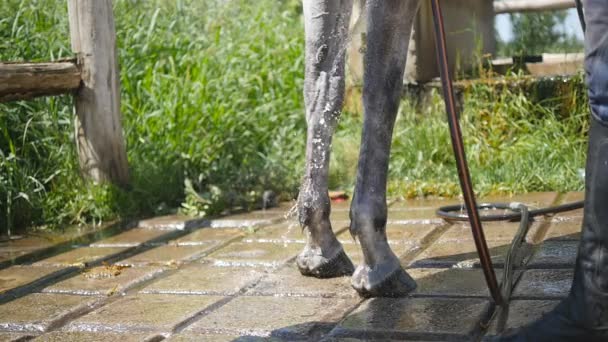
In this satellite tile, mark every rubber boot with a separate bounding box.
[492,115,608,341]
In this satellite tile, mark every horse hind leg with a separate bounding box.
[350,0,421,297]
[296,0,355,278]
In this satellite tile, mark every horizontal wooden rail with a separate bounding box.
[0,60,81,102]
[494,0,575,14]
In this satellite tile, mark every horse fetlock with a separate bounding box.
[349,200,388,238]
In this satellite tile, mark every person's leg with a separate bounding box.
[349,0,420,297]
[296,0,355,278]
[493,0,608,340]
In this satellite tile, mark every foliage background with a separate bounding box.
[0,1,588,234]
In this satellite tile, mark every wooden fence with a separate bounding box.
[494,0,576,14]
[0,0,129,187]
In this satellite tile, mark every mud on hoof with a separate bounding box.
[351,263,417,298]
[297,247,355,279]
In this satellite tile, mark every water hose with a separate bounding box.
[430,0,503,305]
[429,0,587,305]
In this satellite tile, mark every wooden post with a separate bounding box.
[67,0,129,187]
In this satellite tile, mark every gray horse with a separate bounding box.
[295,0,420,298]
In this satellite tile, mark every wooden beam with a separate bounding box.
[494,0,575,14]
[0,61,81,102]
[68,0,130,187]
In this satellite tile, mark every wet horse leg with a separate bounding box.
[350,0,420,297]
[296,0,355,278]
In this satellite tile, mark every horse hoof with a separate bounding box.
[297,246,355,278]
[351,261,416,298]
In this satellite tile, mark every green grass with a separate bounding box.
[0,0,588,234]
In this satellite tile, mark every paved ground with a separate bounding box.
[0,192,583,341]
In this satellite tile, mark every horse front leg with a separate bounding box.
[350,0,420,297]
[296,0,355,278]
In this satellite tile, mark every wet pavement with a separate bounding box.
[0,192,582,341]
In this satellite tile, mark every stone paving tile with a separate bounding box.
[477,192,559,207]
[409,268,508,298]
[165,333,255,342]
[388,197,454,211]
[341,244,365,266]
[140,264,265,296]
[33,247,128,267]
[338,224,436,246]
[386,208,442,223]
[203,242,301,268]
[0,236,54,251]
[246,265,356,298]
[0,266,66,294]
[439,221,541,243]
[116,245,213,267]
[170,228,244,246]
[41,266,165,296]
[332,297,489,340]
[512,269,573,299]
[0,332,35,341]
[553,192,584,221]
[245,222,347,244]
[33,331,152,341]
[90,229,171,247]
[527,241,578,268]
[0,293,101,332]
[342,242,420,267]
[409,239,520,268]
[137,214,207,231]
[486,300,560,336]
[65,294,223,333]
[208,210,285,228]
[186,296,359,339]
[539,221,581,241]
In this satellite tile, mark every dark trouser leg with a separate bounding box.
[493,0,608,340]
[296,0,355,278]
[349,0,420,297]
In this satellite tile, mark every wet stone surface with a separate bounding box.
[527,241,578,268]
[65,294,223,333]
[385,208,443,224]
[203,242,301,268]
[0,293,101,332]
[33,247,128,267]
[41,266,165,296]
[90,229,174,247]
[34,331,153,341]
[170,228,244,246]
[140,264,265,296]
[409,268,508,298]
[512,269,573,299]
[244,222,348,244]
[137,214,208,231]
[116,245,213,267]
[165,333,251,342]
[540,221,582,241]
[333,297,489,340]
[552,192,584,221]
[208,210,285,228]
[0,195,583,340]
[0,331,35,341]
[439,221,541,243]
[338,224,436,247]
[0,266,66,294]
[487,300,560,336]
[246,265,356,298]
[410,239,520,268]
[186,296,359,339]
